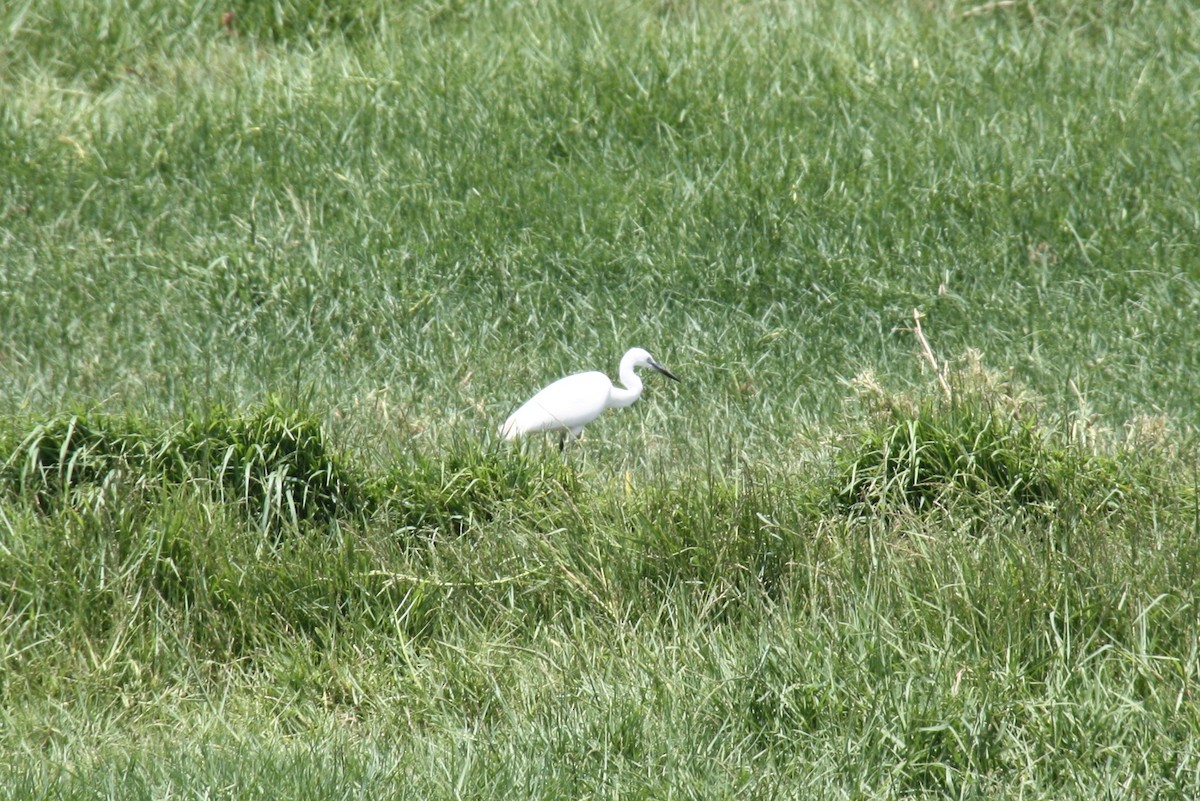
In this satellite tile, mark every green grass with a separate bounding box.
[2,0,1200,797]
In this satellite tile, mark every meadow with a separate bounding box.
[2,0,1199,797]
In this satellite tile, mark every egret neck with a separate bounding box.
[607,350,649,409]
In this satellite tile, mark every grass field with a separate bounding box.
[2,0,1200,797]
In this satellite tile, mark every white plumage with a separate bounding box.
[500,347,680,447]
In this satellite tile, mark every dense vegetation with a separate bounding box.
[2,1,1198,797]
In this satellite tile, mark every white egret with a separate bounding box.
[500,347,680,449]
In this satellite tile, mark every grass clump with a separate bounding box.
[0,402,578,537]
[834,354,1132,518]
[0,413,170,512]
[375,439,579,538]
[175,397,366,529]
[0,398,365,528]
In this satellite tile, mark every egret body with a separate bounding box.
[500,347,680,447]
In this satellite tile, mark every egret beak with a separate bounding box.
[650,360,680,383]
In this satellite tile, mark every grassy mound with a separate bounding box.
[374,439,580,538]
[0,398,364,528]
[175,398,366,528]
[833,356,1149,523]
[0,400,583,539]
[0,414,167,509]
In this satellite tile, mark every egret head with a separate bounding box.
[627,347,680,382]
